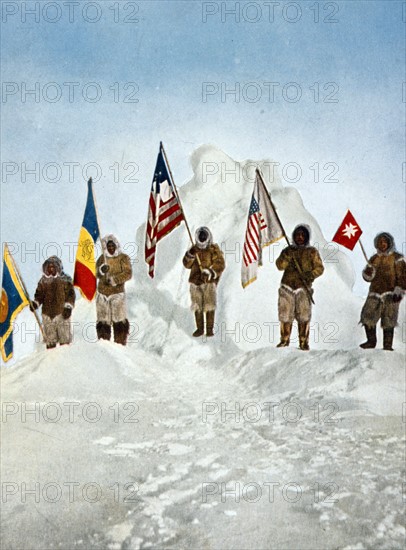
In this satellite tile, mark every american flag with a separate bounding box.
[242,196,267,266]
[145,144,185,278]
[241,170,284,288]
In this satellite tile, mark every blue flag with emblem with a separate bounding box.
[0,244,29,362]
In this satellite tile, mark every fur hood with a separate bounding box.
[195,226,213,249]
[374,232,395,255]
[42,256,72,283]
[101,234,122,257]
[292,224,311,247]
[42,256,62,278]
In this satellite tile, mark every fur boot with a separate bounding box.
[277,322,292,347]
[298,321,310,351]
[359,326,377,349]
[206,310,215,337]
[113,320,130,345]
[383,328,394,351]
[193,311,204,337]
[97,321,111,341]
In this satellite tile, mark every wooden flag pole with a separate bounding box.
[160,142,203,271]
[256,168,315,305]
[6,243,46,339]
[358,238,369,263]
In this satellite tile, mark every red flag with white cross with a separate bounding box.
[332,210,363,250]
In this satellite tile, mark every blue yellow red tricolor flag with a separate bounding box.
[74,178,101,300]
[0,244,30,362]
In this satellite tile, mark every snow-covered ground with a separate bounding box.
[1,147,405,549]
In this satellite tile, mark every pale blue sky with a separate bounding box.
[1,0,405,294]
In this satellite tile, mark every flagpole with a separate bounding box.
[256,168,315,305]
[160,142,203,271]
[6,244,46,339]
[358,238,369,263]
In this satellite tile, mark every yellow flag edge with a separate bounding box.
[0,249,30,362]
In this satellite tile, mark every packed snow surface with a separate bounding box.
[1,146,405,549]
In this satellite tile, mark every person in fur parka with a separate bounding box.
[360,232,405,351]
[182,226,225,337]
[275,224,324,350]
[96,235,132,345]
[30,256,75,349]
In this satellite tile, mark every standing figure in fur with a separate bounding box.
[96,235,132,345]
[360,232,405,351]
[183,226,225,337]
[31,256,75,349]
[275,224,324,350]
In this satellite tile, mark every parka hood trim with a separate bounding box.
[292,224,311,248]
[195,226,213,249]
[374,232,395,255]
[102,234,122,257]
[42,256,62,277]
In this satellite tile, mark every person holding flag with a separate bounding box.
[96,235,132,345]
[145,142,226,337]
[276,225,324,350]
[183,227,225,337]
[241,169,323,350]
[332,212,405,350]
[30,256,75,349]
[359,232,405,351]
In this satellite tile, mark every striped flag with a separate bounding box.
[241,171,284,288]
[0,244,30,362]
[145,144,185,278]
[243,196,267,265]
[74,178,100,300]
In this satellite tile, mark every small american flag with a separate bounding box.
[242,196,267,266]
[145,144,184,278]
[241,170,284,288]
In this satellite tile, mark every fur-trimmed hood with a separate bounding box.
[42,256,72,283]
[374,232,395,255]
[42,256,62,277]
[195,226,213,250]
[101,234,122,257]
[292,224,311,247]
